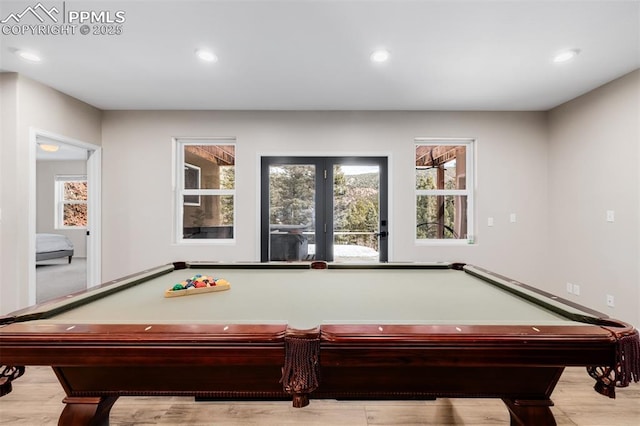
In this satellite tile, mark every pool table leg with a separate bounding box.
[291,392,309,408]
[502,398,556,426]
[58,396,118,426]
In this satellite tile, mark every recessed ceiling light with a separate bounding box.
[39,143,59,152]
[15,49,42,63]
[370,49,390,63]
[553,49,580,63]
[195,48,217,63]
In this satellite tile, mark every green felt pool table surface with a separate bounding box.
[1,262,638,426]
[41,264,584,329]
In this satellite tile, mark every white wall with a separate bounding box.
[36,160,88,257]
[0,73,101,315]
[548,70,640,326]
[101,110,549,285]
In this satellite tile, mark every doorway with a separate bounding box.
[261,157,388,262]
[29,129,101,304]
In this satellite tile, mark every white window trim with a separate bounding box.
[55,174,88,230]
[414,139,475,245]
[174,138,236,244]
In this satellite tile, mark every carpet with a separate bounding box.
[36,258,87,303]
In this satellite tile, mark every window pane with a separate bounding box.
[184,164,200,189]
[63,203,87,227]
[416,195,468,239]
[268,164,315,261]
[64,181,87,201]
[183,145,235,190]
[183,195,234,239]
[269,165,315,227]
[184,164,201,205]
[333,164,380,262]
[416,145,466,190]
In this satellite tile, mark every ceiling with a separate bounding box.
[1,0,638,111]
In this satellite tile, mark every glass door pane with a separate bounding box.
[262,156,387,263]
[333,164,380,262]
[268,164,315,261]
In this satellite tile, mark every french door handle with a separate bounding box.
[375,231,388,238]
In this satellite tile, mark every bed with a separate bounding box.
[36,234,74,264]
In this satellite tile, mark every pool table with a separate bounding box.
[0,261,638,426]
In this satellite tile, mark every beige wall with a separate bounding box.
[101,110,549,286]
[0,73,19,313]
[36,161,88,257]
[0,73,101,314]
[548,70,640,326]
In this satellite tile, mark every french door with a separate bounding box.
[261,157,388,262]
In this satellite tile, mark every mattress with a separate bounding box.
[36,234,74,254]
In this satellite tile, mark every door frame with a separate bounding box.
[28,128,102,305]
[260,156,388,263]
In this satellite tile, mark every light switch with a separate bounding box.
[487,217,494,227]
[510,213,517,223]
[606,210,615,222]
[573,284,581,296]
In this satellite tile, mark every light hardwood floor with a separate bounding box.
[0,367,638,425]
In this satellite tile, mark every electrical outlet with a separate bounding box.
[572,284,580,296]
[606,295,615,307]
[566,283,573,294]
[510,213,517,223]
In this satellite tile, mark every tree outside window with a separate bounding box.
[56,176,87,228]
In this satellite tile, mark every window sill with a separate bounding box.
[415,239,476,246]
[174,239,236,245]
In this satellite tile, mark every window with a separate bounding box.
[415,140,474,242]
[184,164,201,206]
[55,175,87,229]
[175,139,235,241]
